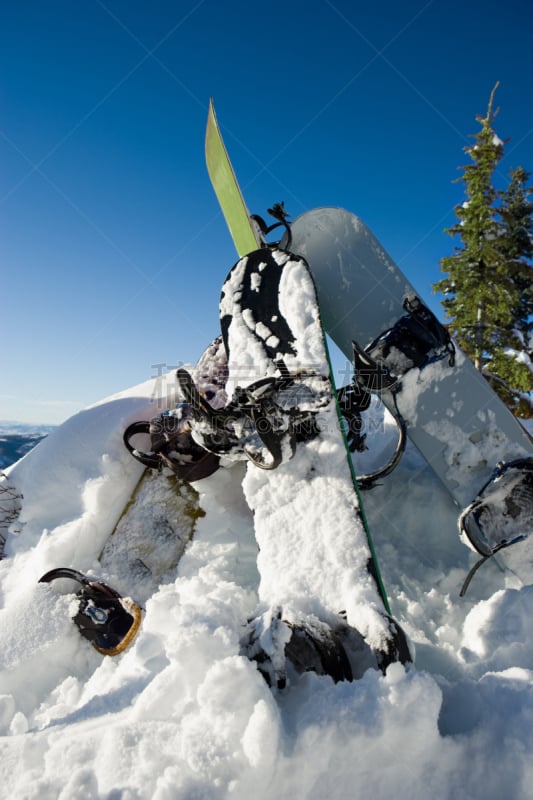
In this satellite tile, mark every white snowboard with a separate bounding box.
[286,207,532,510]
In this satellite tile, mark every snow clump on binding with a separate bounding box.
[242,608,412,690]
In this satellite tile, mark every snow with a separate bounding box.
[1,376,533,799]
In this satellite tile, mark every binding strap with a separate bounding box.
[341,340,407,489]
[123,417,220,482]
[123,420,160,470]
[178,366,328,470]
[251,202,292,249]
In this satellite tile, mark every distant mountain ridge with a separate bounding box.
[0,421,57,436]
[0,421,56,469]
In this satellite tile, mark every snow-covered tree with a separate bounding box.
[434,84,533,416]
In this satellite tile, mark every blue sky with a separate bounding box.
[2,0,533,425]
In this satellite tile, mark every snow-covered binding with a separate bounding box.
[39,568,142,656]
[459,457,533,594]
[243,608,410,689]
[123,412,220,482]
[177,365,326,470]
[243,611,353,689]
[123,337,228,482]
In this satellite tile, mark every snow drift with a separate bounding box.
[1,375,532,800]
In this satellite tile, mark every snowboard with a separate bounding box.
[178,246,411,688]
[284,207,533,581]
[98,471,202,606]
[205,98,261,256]
[0,351,219,659]
[0,472,23,558]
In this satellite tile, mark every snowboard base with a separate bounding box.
[100,471,203,605]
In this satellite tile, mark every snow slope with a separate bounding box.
[1,377,533,800]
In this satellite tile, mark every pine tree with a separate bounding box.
[498,166,533,349]
[434,84,533,416]
[491,166,533,415]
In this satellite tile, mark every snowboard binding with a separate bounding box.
[342,296,455,489]
[123,411,220,482]
[242,611,354,689]
[251,202,292,250]
[39,568,142,656]
[340,340,407,489]
[459,457,533,595]
[177,365,328,470]
[124,336,228,482]
[243,609,411,689]
[366,294,455,377]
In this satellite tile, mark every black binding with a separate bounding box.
[123,415,220,482]
[39,568,142,655]
[339,340,407,489]
[459,457,533,595]
[177,366,324,470]
[251,202,292,249]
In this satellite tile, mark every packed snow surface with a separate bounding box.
[1,375,533,800]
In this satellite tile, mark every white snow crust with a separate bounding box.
[1,378,533,798]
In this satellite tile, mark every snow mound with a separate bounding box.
[0,385,532,799]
